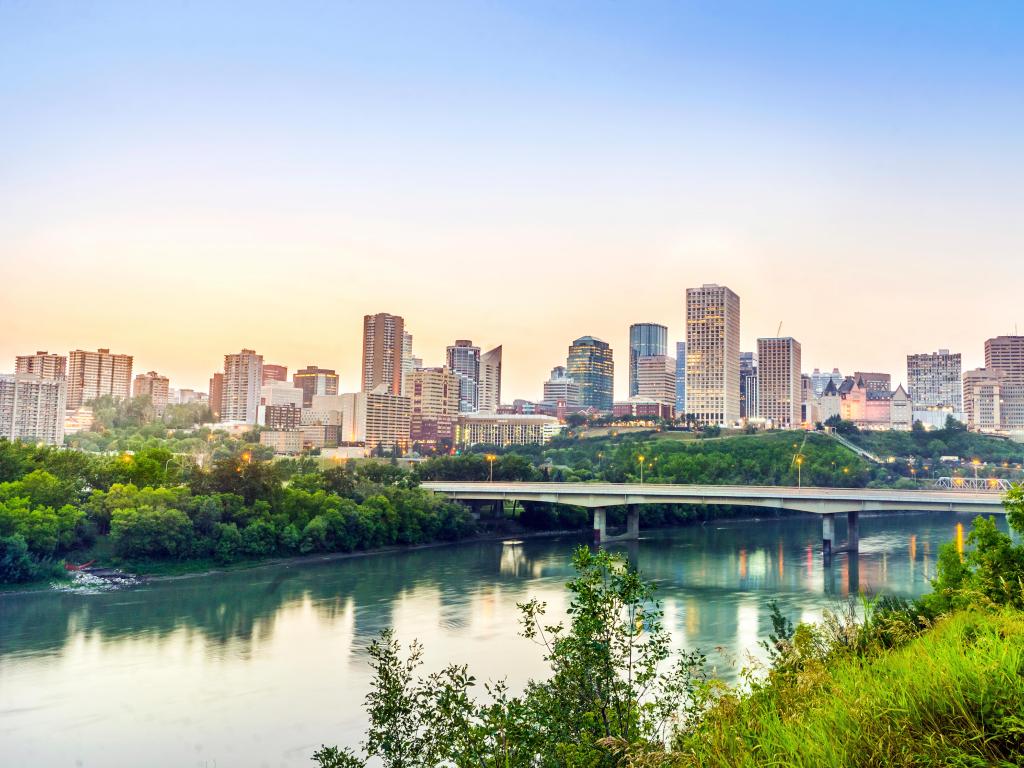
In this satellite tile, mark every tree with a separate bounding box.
[316,547,706,766]
[945,415,967,433]
[110,506,194,559]
[0,534,40,583]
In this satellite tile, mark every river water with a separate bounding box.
[0,511,995,767]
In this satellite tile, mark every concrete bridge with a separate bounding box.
[420,481,1008,560]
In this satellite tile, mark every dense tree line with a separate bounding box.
[424,432,873,487]
[0,440,474,583]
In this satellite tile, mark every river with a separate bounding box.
[0,510,994,767]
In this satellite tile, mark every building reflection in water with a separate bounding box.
[956,522,964,555]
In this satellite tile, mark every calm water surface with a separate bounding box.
[0,511,996,767]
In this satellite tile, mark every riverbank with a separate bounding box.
[0,525,587,596]
[0,508,818,596]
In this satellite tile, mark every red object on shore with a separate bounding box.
[64,560,96,571]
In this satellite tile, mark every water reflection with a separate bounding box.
[0,511,1009,768]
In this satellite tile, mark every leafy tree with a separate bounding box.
[0,534,42,583]
[214,522,243,563]
[241,519,278,557]
[110,506,194,559]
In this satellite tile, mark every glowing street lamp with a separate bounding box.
[486,454,497,482]
[638,454,646,484]
[795,454,804,488]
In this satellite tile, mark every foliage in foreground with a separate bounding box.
[314,547,707,768]
[317,488,1024,767]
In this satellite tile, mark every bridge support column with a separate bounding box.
[593,508,607,545]
[822,513,835,564]
[626,505,640,540]
[846,510,860,553]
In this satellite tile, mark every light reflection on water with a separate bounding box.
[0,511,1007,768]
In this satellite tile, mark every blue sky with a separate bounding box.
[1,1,1022,397]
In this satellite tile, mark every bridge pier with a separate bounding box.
[822,512,835,564]
[845,510,860,553]
[626,505,640,539]
[593,508,606,545]
[592,506,640,545]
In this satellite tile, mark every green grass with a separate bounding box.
[670,609,1024,767]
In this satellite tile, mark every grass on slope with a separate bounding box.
[669,609,1024,768]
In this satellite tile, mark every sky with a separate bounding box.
[1,1,1022,400]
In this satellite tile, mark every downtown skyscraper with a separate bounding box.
[479,345,502,413]
[66,348,133,409]
[447,340,481,412]
[907,349,962,410]
[685,284,740,425]
[567,336,613,411]
[362,312,405,396]
[222,349,263,424]
[628,323,668,397]
[757,337,802,427]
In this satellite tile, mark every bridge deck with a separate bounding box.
[420,481,1006,516]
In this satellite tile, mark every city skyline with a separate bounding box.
[2,310,1019,405]
[2,2,1023,400]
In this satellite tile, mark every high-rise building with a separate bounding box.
[410,366,460,447]
[985,336,1024,376]
[739,351,758,420]
[479,345,502,413]
[401,331,415,397]
[757,337,802,428]
[293,365,340,408]
[261,364,288,385]
[543,366,581,409]
[907,350,962,410]
[963,368,1005,431]
[447,340,481,412]
[0,374,67,445]
[810,367,843,397]
[566,336,614,411]
[628,323,668,397]
[685,284,740,425]
[66,348,133,409]
[362,312,405,395]
[635,355,676,407]
[132,371,170,413]
[336,386,411,454]
[208,373,224,421]
[15,351,67,379]
[674,341,686,415]
[222,349,263,424]
[853,372,891,392]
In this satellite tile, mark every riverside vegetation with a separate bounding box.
[0,427,874,585]
[1,412,1019,585]
[314,486,1024,768]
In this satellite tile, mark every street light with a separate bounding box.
[486,454,497,482]
[795,454,804,488]
[638,454,646,484]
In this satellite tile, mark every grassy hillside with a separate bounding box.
[533,430,874,486]
[665,608,1024,767]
